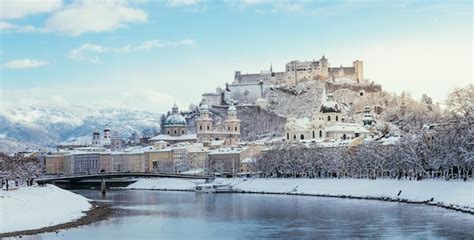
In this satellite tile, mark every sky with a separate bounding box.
[0,0,472,113]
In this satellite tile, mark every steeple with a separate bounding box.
[172,103,179,115]
[270,63,273,72]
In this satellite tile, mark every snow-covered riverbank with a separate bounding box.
[126,178,474,213]
[0,184,92,234]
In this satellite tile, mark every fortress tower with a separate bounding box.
[353,60,363,83]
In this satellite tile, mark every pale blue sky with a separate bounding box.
[0,0,472,113]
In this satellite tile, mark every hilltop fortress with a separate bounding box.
[234,55,364,85]
[202,56,381,107]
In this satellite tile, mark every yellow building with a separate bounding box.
[145,149,173,173]
[99,153,112,173]
[186,145,209,173]
[45,155,64,175]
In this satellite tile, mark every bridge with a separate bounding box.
[36,172,214,189]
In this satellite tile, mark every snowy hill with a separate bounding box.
[0,104,162,152]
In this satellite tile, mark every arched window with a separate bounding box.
[319,130,322,138]
[293,135,296,140]
[200,126,202,130]
[342,134,347,140]
[328,116,331,121]
[287,132,290,140]
[235,127,238,131]
[300,134,304,140]
[312,131,315,139]
[174,130,177,135]
[167,130,170,135]
[207,126,210,130]
[336,116,338,121]
[182,130,184,134]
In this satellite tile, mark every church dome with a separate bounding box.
[164,114,187,126]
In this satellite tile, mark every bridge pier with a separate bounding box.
[101,179,106,195]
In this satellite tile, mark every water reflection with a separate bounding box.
[28,190,474,239]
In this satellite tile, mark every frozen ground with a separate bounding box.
[127,178,474,212]
[0,184,91,234]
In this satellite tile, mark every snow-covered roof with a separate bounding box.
[241,157,255,164]
[325,123,371,134]
[209,147,248,155]
[287,117,311,131]
[149,134,197,141]
[164,114,187,126]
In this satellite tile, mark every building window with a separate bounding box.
[182,130,184,134]
[342,134,347,140]
[228,127,230,131]
[300,135,304,140]
[336,116,339,121]
[287,132,290,140]
[207,126,210,130]
[355,133,360,138]
[174,130,177,135]
[312,131,315,139]
[167,130,170,135]
[319,130,322,138]
[293,135,296,140]
[200,125,202,130]
[235,127,238,131]
[328,116,331,121]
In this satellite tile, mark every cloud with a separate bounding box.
[0,21,44,32]
[69,39,196,62]
[0,0,62,19]
[1,83,180,113]
[45,0,147,36]
[167,0,201,7]
[3,59,49,69]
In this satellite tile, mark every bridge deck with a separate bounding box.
[36,172,214,184]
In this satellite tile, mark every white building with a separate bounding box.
[285,93,371,142]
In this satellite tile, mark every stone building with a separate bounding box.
[285,93,371,142]
[45,155,64,175]
[196,103,241,146]
[63,152,100,175]
[146,149,173,173]
[234,56,364,86]
[164,104,188,136]
[208,147,250,177]
[149,104,197,144]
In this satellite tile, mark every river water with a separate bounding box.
[30,190,473,239]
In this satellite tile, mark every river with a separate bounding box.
[30,190,474,239]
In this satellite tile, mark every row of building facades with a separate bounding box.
[44,142,261,177]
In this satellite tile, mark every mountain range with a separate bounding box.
[0,104,162,153]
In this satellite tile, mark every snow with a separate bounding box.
[234,178,474,211]
[325,123,371,133]
[149,134,197,141]
[0,185,92,233]
[125,178,205,191]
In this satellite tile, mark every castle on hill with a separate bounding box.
[201,55,381,107]
[234,55,364,86]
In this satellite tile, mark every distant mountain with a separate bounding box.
[0,104,162,153]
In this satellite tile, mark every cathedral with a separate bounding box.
[196,103,241,146]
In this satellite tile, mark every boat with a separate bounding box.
[195,183,234,193]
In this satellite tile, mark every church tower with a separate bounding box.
[196,104,213,143]
[224,103,241,146]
